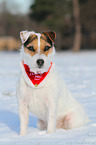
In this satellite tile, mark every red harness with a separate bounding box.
[22,61,52,87]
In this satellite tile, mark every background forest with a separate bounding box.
[0,0,96,51]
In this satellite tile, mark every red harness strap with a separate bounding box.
[22,61,52,87]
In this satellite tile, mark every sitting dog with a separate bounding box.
[17,30,89,136]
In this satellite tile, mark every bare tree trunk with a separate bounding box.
[56,32,62,51]
[72,0,81,52]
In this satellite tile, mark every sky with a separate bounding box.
[0,0,33,14]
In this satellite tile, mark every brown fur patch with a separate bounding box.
[40,34,53,56]
[24,34,38,56]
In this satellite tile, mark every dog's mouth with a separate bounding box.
[38,66,43,69]
[30,67,44,74]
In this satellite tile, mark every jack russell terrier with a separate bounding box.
[17,30,89,136]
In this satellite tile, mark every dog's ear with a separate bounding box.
[20,31,28,43]
[42,31,56,43]
[20,31,33,43]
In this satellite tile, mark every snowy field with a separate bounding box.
[0,51,96,145]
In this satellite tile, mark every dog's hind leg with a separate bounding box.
[56,113,72,129]
[57,112,77,129]
[37,119,47,130]
[57,110,89,129]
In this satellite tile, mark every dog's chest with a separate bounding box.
[28,88,47,120]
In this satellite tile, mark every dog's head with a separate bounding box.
[20,30,56,73]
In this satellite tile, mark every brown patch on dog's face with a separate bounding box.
[40,34,53,56]
[24,34,38,56]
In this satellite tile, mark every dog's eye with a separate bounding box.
[27,46,35,52]
[44,46,51,52]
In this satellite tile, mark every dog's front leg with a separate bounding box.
[47,101,57,134]
[19,100,29,136]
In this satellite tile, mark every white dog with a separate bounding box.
[17,30,89,136]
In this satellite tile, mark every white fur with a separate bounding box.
[37,33,41,53]
[20,31,35,43]
[17,31,89,136]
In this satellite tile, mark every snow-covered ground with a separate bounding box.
[0,51,96,145]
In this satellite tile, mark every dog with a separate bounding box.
[17,30,89,136]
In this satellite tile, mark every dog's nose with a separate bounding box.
[37,59,44,67]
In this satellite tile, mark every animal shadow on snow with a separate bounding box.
[0,111,37,134]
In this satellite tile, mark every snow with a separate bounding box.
[0,51,96,145]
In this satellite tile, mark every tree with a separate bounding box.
[30,0,72,29]
[29,0,73,50]
[72,0,81,52]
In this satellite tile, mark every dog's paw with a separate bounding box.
[37,119,47,130]
[47,128,55,134]
[20,130,27,136]
[47,130,55,134]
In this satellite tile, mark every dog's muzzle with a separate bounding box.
[36,59,44,68]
